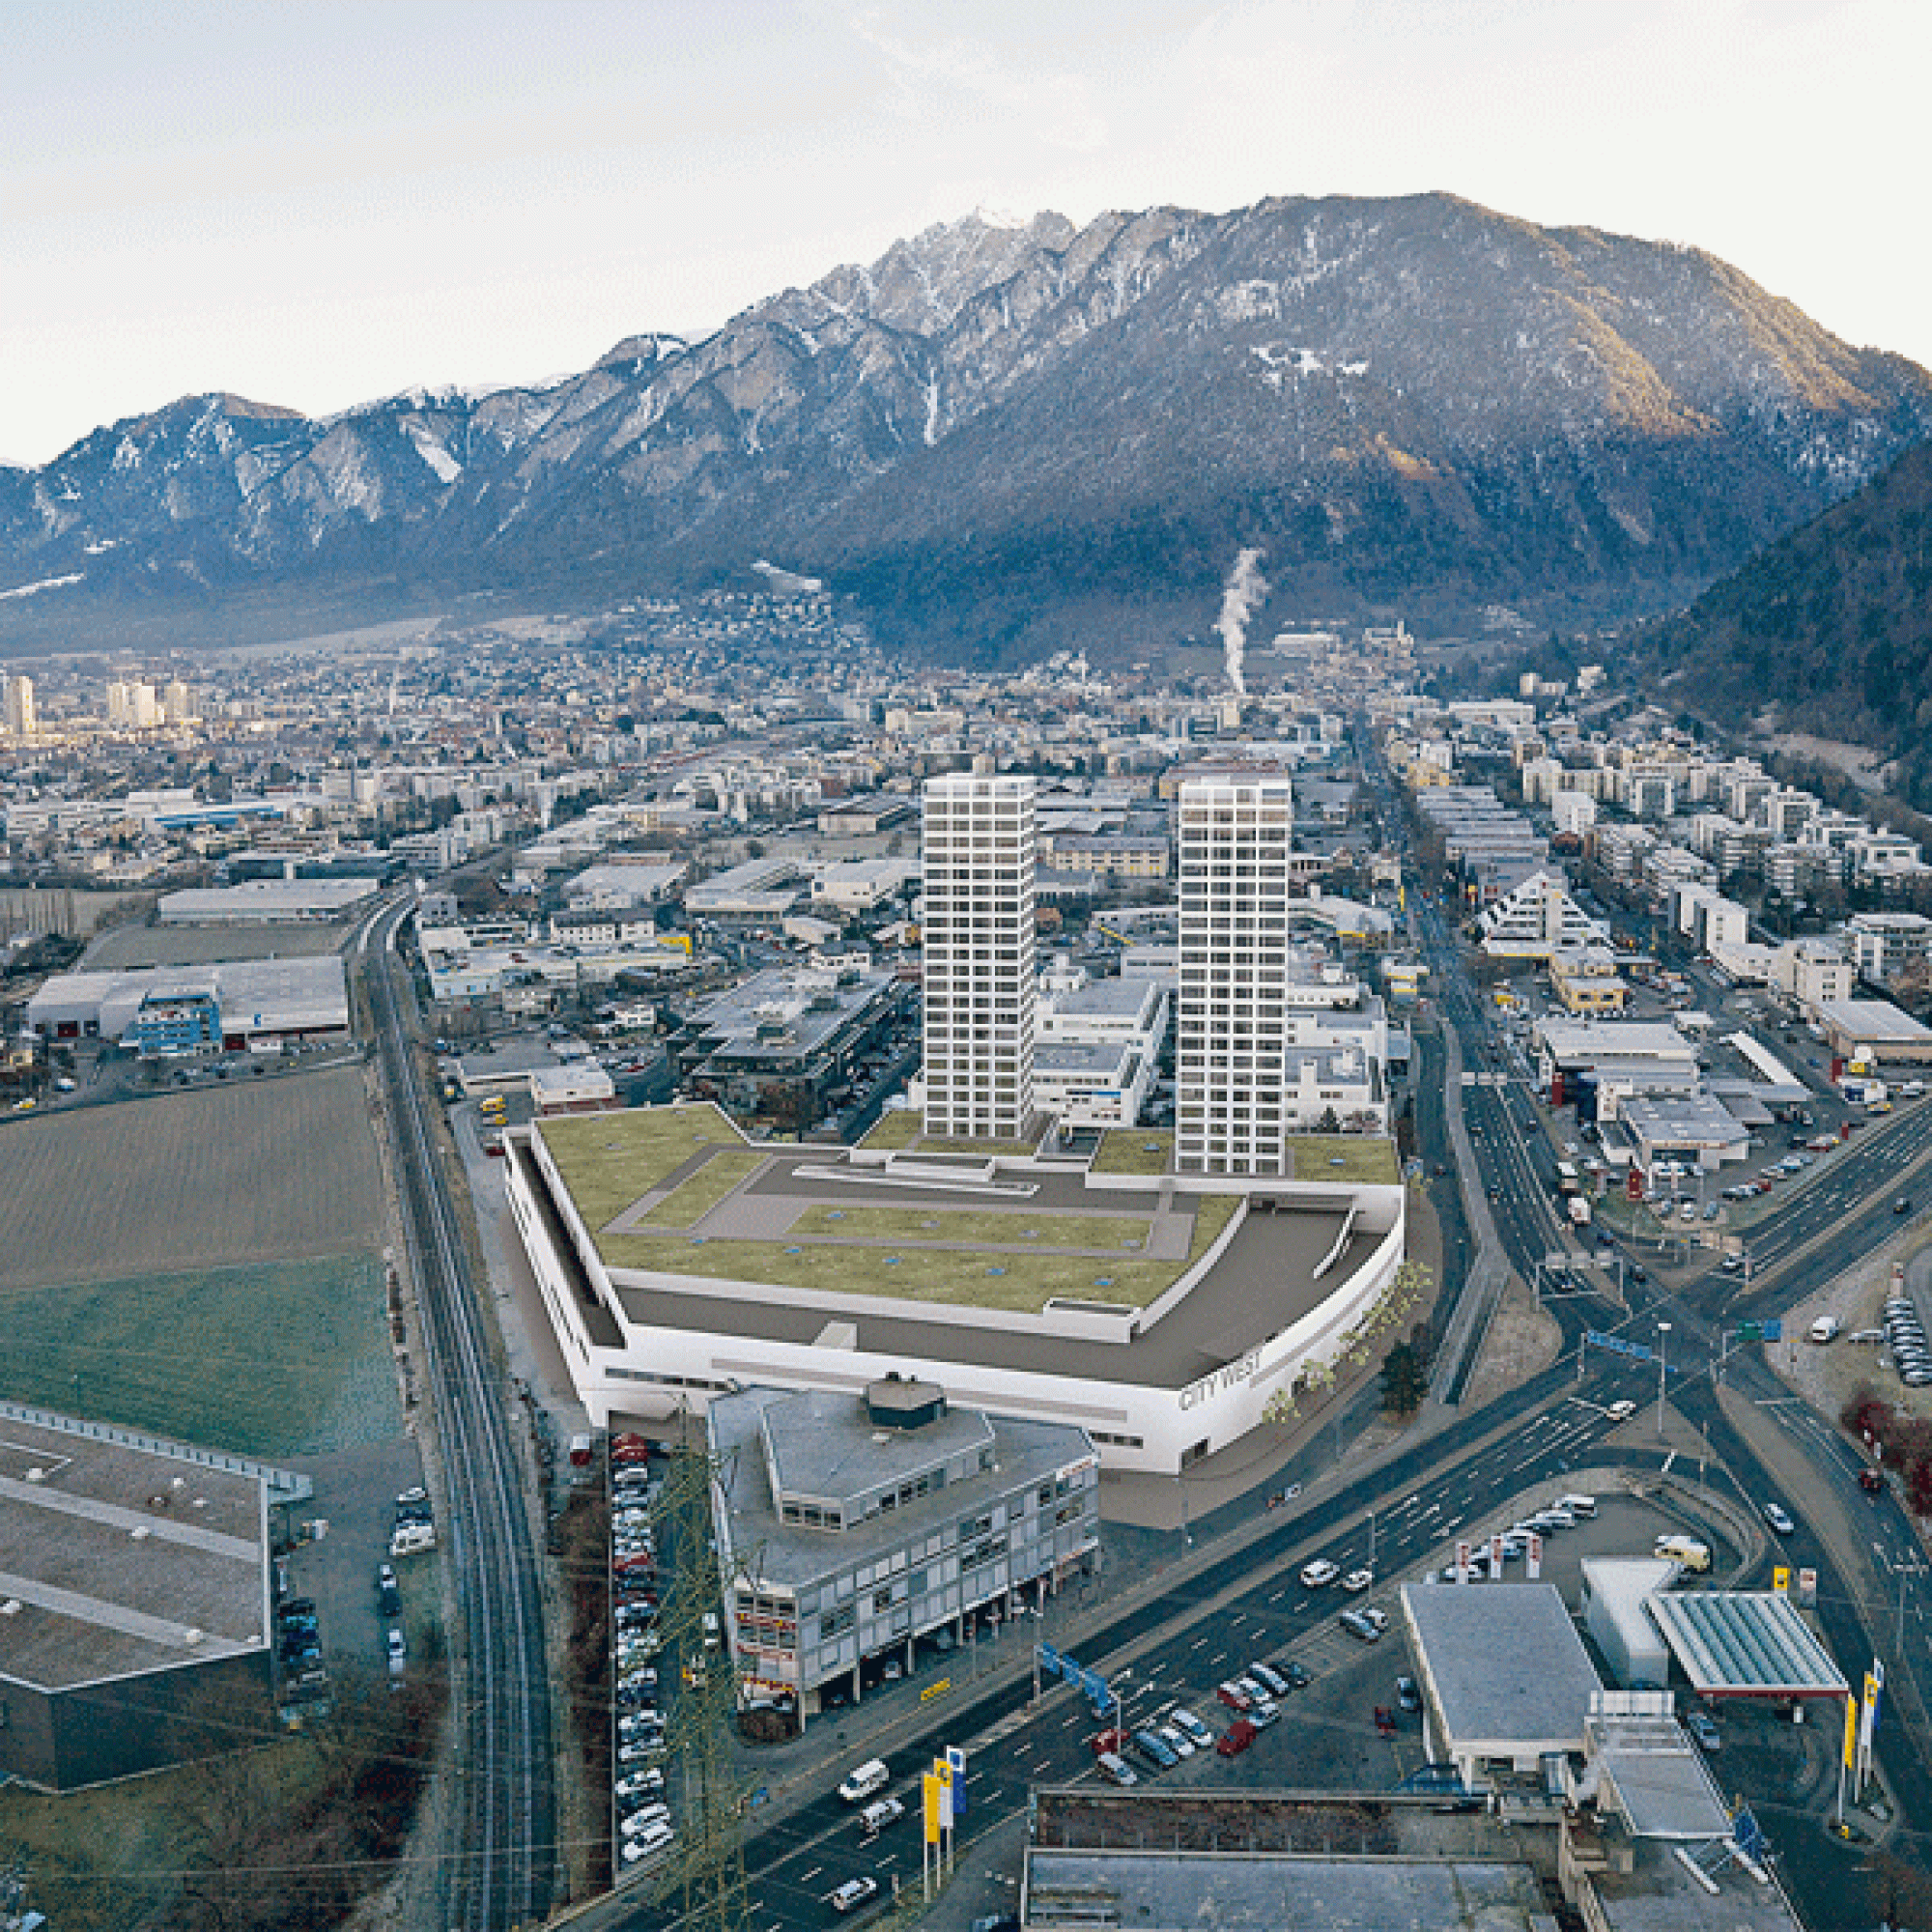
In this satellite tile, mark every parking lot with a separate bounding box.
[276,1435,436,1708]
[1046,1488,1741,1804]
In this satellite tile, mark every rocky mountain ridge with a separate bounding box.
[4,193,1929,661]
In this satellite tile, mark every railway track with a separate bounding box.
[362,897,554,1929]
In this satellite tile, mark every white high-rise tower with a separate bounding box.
[2,673,36,738]
[921,773,1037,1140]
[1176,775,1295,1175]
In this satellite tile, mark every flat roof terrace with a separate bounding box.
[535,1103,1391,1388]
[596,1187,1374,1391]
[0,1417,267,1692]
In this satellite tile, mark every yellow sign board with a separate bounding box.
[1773,1566,1790,1595]
[921,1677,952,1704]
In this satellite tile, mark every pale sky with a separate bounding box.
[3,0,1927,466]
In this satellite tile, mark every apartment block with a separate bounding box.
[1176,775,1295,1176]
[922,773,1037,1139]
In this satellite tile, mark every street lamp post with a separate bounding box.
[1655,1321,1672,1438]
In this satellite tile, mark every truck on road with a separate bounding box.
[1567,1196,1592,1228]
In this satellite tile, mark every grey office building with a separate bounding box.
[708,1379,1098,1720]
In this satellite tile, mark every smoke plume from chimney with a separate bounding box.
[1217,548,1266,696]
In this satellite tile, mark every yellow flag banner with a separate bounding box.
[1844,1691,1859,1771]
[923,1772,941,1845]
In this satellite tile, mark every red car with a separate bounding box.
[1216,1681,1253,1714]
[1088,1727,1130,1757]
[1215,1719,1257,1757]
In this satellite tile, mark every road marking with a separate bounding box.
[800,1866,822,1882]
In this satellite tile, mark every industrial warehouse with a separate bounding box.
[25,955,352,1055]
[504,1100,1406,1477]
[0,1410,287,1791]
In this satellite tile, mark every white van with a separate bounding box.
[623,1819,675,1861]
[838,1758,891,1804]
[1555,1493,1598,1519]
[389,1520,437,1557]
[1809,1315,1841,1344]
[1655,1535,1711,1573]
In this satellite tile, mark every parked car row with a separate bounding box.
[275,1593,326,1688]
[609,1435,676,1869]
[1884,1294,1932,1388]
[390,1486,436,1559]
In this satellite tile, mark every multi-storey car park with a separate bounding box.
[503,1100,1406,1479]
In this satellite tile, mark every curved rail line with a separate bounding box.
[363,898,554,1928]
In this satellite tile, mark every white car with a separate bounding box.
[1300,1559,1341,1588]
[1605,1399,1637,1422]
[1171,1707,1214,1749]
[831,1877,880,1915]
[1341,1568,1375,1593]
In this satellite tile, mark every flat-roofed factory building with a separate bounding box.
[0,1409,291,1791]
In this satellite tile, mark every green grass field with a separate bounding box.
[859,1110,923,1150]
[603,1193,1239,1314]
[0,1068,384,1291]
[542,1100,745,1228]
[0,1255,396,1458]
[634,1150,769,1230]
[787,1205,1154,1249]
[1287,1136,1402,1184]
[1093,1129,1173,1175]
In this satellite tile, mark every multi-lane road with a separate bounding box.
[622,1341,1670,1929]
[360,898,555,1931]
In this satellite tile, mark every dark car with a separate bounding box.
[1396,1675,1422,1714]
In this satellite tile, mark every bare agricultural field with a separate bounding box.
[0,1065,384,1288]
[81,917,353,969]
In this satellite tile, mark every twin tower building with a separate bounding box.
[921,771,1297,1176]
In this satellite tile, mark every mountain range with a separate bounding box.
[1645,437,1932,800]
[4,192,1930,664]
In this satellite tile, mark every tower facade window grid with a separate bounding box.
[1176,776,1294,1176]
[922,774,1037,1140]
